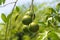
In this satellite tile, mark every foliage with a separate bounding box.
[0,0,60,40]
[0,0,5,5]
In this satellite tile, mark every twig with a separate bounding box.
[0,2,16,7]
[4,0,18,40]
[5,23,8,40]
[9,0,18,40]
[49,21,55,27]
[31,0,34,12]
[11,0,18,13]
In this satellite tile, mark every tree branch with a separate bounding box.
[0,2,16,7]
[11,0,18,13]
[4,0,18,40]
[31,0,34,12]
[9,0,18,40]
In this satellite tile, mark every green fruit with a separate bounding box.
[29,22,39,32]
[56,3,60,11]
[22,15,32,25]
[26,11,35,20]
[56,3,60,8]
[22,35,30,40]
[23,25,29,34]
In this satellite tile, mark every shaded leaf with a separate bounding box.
[55,15,60,22]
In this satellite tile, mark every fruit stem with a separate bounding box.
[5,23,8,40]
[31,0,34,13]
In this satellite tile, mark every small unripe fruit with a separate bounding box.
[23,25,29,34]
[22,35,30,40]
[56,3,60,8]
[22,15,32,25]
[29,22,39,32]
[26,11,35,20]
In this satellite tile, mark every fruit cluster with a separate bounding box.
[16,11,39,40]
[22,11,39,33]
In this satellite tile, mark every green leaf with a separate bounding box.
[15,15,19,21]
[2,0,5,4]
[47,31,60,40]
[7,13,12,22]
[1,13,7,23]
[36,31,49,40]
[55,15,60,22]
[0,0,5,5]
[38,21,46,25]
[0,0,2,5]
[16,6,20,12]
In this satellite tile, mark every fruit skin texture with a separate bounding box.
[26,11,35,20]
[23,25,29,34]
[22,15,32,25]
[29,22,39,32]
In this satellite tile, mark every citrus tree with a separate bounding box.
[0,0,60,40]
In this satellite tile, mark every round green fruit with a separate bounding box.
[22,15,32,25]
[56,3,60,7]
[23,25,29,34]
[29,22,39,32]
[22,35,30,40]
[26,11,35,20]
[56,3,60,11]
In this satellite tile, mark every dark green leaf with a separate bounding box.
[55,15,60,22]
[1,13,7,23]
[15,15,19,21]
